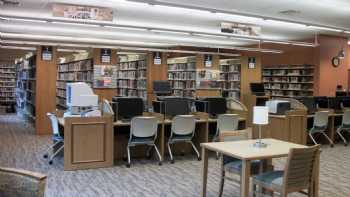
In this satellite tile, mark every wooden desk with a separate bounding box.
[58,116,114,171]
[200,139,320,197]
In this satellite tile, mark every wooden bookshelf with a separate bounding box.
[15,55,36,120]
[167,56,196,97]
[262,65,314,98]
[0,63,16,107]
[56,59,93,109]
[220,58,241,100]
[116,55,147,101]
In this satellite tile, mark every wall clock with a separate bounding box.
[332,57,340,67]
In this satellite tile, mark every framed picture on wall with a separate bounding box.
[248,57,256,69]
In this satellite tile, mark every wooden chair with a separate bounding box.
[252,145,320,197]
[0,167,46,197]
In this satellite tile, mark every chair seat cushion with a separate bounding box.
[130,136,155,144]
[224,159,261,175]
[253,170,284,190]
[170,133,193,142]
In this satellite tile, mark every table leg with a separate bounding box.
[329,116,335,142]
[313,150,320,197]
[241,160,251,197]
[201,147,209,197]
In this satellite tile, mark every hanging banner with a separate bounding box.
[53,4,113,21]
[221,22,261,36]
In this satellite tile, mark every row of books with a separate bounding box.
[0,64,16,104]
[263,69,313,76]
[168,72,196,80]
[117,89,147,98]
[117,60,147,70]
[58,72,93,81]
[58,59,93,72]
[220,73,240,81]
[168,62,196,71]
[171,81,196,89]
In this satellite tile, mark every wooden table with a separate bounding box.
[200,138,320,197]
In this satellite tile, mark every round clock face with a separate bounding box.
[332,57,340,67]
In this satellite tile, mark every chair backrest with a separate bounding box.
[171,115,196,136]
[0,167,46,197]
[46,113,59,136]
[283,145,320,193]
[313,111,329,129]
[130,116,158,138]
[217,114,239,133]
[342,110,350,126]
[102,99,114,115]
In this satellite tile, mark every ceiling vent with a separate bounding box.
[279,10,301,16]
[0,0,20,6]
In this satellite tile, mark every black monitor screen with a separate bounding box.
[250,83,265,94]
[164,98,190,118]
[113,97,144,120]
[297,97,316,114]
[336,91,347,97]
[153,81,171,94]
[342,98,350,108]
[314,96,329,109]
[205,97,227,116]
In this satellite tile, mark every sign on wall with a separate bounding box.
[221,22,261,37]
[100,49,111,63]
[248,57,256,69]
[53,4,113,21]
[153,52,162,65]
[41,46,53,61]
[204,54,213,67]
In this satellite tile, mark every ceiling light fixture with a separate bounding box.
[0,45,37,51]
[264,19,307,28]
[51,21,101,27]
[308,25,342,32]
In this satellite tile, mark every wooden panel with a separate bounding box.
[64,116,114,171]
[72,123,106,163]
[240,55,262,101]
[92,48,118,101]
[146,52,168,104]
[35,46,57,135]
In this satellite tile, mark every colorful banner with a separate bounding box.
[196,69,222,89]
[221,22,261,36]
[93,65,117,88]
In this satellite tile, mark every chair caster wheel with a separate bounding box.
[344,143,348,146]
[198,157,201,161]
[158,162,162,166]
[48,160,53,165]
[330,144,334,148]
[126,164,131,168]
[170,160,175,164]
[43,154,48,159]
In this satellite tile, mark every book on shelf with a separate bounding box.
[263,65,314,98]
[220,59,241,100]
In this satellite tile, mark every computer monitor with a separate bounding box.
[196,97,227,118]
[164,98,190,119]
[314,96,329,109]
[341,97,350,108]
[297,97,316,114]
[336,91,347,97]
[250,83,265,96]
[153,81,171,96]
[112,97,144,121]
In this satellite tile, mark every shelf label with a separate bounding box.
[101,49,111,63]
[248,57,256,69]
[204,54,212,68]
[153,52,162,65]
[41,46,53,61]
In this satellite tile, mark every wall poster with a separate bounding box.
[53,4,113,21]
[93,65,117,88]
[221,22,261,36]
[196,69,222,89]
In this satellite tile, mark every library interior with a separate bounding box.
[1,0,350,197]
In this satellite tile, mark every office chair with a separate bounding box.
[218,130,264,197]
[308,111,334,147]
[252,145,320,197]
[102,99,114,115]
[167,115,200,163]
[336,110,350,146]
[127,116,162,168]
[213,114,239,159]
[43,113,64,165]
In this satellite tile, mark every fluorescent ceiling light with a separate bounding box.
[150,29,190,35]
[9,18,47,23]
[308,26,342,32]
[104,25,149,31]
[344,31,350,34]
[193,33,227,39]
[57,48,87,53]
[51,21,101,27]
[265,19,306,28]
[263,40,291,45]
[0,45,37,51]
[292,42,316,47]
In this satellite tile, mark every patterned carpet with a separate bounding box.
[0,114,349,197]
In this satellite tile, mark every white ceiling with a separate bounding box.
[0,0,349,50]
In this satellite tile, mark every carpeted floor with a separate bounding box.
[0,114,349,197]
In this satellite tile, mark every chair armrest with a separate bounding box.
[0,167,46,180]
